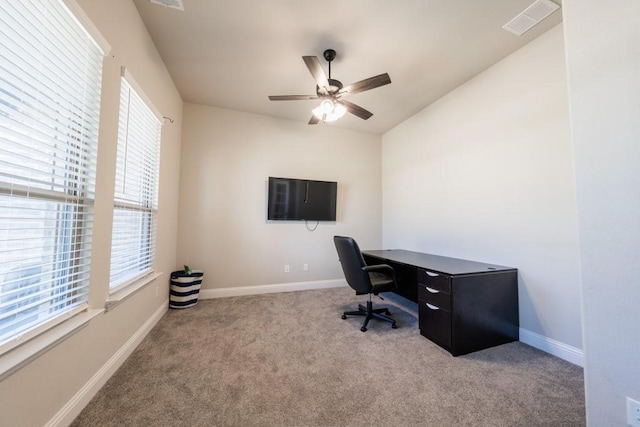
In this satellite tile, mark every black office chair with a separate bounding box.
[333,236,398,332]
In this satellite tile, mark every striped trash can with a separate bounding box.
[169,270,204,309]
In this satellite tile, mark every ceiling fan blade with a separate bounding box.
[308,115,320,125]
[340,100,373,120]
[302,56,330,93]
[268,95,318,101]
[340,73,391,96]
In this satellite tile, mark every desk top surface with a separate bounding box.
[362,249,516,276]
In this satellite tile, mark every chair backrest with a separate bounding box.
[333,236,371,294]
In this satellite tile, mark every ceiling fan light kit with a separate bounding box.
[269,49,391,125]
[312,100,347,123]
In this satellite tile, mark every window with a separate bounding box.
[109,73,161,291]
[0,0,104,348]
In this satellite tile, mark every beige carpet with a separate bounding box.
[72,287,585,426]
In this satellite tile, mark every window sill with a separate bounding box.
[0,273,164,380]
[0,308,104,381]
[105,272,163,312]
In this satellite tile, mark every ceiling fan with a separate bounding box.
[268,49,391,124]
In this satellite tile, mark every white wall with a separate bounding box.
[381,25,584,355]
[563,0,640,424]
[8,1,638,423]
[0,1,183,425]
[178,104,382,290]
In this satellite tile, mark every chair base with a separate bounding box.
[342,300,398,332]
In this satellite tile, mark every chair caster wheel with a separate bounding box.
[361,326,367,332]
[391,323,397,329]
[341,314,347,319]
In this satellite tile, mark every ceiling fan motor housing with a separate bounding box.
[317,78,343,96]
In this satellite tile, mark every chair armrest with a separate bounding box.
[362,264,392,273]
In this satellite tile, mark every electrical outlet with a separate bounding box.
[303,263,308,271]
[628,397,640,427]
[284,264,290,273]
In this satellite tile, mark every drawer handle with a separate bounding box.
[425,271,439,277]
[425,286,439,294]
[425,303,439,310]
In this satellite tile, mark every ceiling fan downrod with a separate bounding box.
[320,49,343,95]
[323,49,336,79]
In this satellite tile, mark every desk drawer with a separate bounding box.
[418,283,451,311]
[419,301,452,349]
[418,269,451,294]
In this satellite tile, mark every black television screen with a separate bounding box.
[267,177,337,221]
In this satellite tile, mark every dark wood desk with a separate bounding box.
[362,250,519,356]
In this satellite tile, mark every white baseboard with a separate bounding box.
[199,279,347,299]
[46,300,168,427]
[519,328,583,367]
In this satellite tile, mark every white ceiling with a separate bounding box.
[133,0,563,135]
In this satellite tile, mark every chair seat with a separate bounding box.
[369,271,395,293]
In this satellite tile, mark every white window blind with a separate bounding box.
[109,75,161,290]
[0,0,103,348]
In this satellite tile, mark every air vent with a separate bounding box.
[503,0,560,36]
[150,0,184,11]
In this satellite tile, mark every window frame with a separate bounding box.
[108,68,162,295]
[0,0,110,361]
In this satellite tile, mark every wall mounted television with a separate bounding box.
[267,177,337,221]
